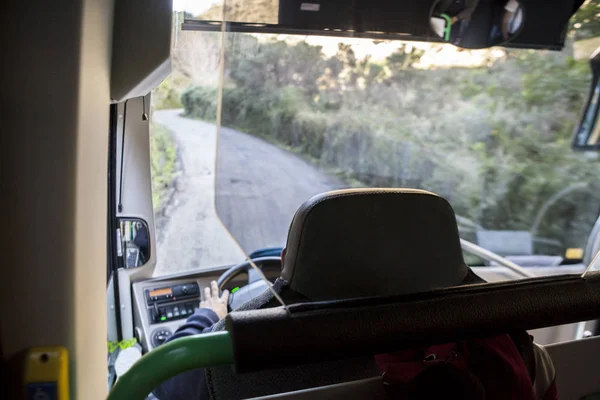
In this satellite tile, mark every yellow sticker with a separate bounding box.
[566,248,584,260]
[24,346,69,400]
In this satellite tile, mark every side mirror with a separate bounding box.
[119,218,151,268]
[573,48,600,151]
[430,0,525,49]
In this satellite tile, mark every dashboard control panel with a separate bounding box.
[145,282,200,324]
[145,282,199,304]
[149,301,199,323]
[133,275,226,352]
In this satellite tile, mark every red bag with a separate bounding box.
[375,334,537,399]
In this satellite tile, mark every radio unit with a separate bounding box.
[145,282,201,324]
[145,282,199,305]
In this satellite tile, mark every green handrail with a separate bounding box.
[107,331,234,400]
[440,13,452,42]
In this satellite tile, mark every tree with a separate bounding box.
[180,27,600,252]
[386,45,426,72]
[569,0,600,40]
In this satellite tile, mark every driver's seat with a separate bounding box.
[206,189,483,399]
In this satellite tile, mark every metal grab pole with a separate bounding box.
[460,239,535,278]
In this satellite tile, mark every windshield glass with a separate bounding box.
[151,1,600,277]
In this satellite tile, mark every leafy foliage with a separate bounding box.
[150,123,177,210]
[199,0,278,23]
[181,31,600,254]
[153,71,191,110]
[570,0,600,40]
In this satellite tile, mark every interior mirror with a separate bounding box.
[573,48,600,151]
[430,0,525,49]
[119,218,150,268]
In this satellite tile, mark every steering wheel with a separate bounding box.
[217,256,282,310]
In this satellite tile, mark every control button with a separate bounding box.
[173,306,180,317]
[150,308,159,323]
[166,307,173,319]
[150,306,168,323]
[152,329,172,347]
[182,286,189,295]
[186,303,195,315]
[173,286,182,296]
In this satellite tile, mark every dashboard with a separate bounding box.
[132,264,282,352]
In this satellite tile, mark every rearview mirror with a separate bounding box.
[430,0,525,49]
[573,48,600,151]
[119,218,151,268]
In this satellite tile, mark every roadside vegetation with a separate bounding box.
[156,0,600,252]
[152,71,191,110]
[150,123,177,211]
[181,37,599,252]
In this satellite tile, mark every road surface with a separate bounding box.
[152,110,245,276]
[216,125,344,251]
[153,109,342,275]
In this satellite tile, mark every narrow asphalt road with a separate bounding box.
[216,125,344,252]
[152,110,244,276]
[153,109,343,274]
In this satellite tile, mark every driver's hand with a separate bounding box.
[200,281,229,320]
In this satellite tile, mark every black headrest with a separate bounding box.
[281,189,470,301]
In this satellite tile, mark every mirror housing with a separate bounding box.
[119,218,151,268]
[573,47,600,151]
[184,0,574,52]
[430,0,525,49]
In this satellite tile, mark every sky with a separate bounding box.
[278,35,503,68]
[173,0,219,15]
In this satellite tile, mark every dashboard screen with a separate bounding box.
[149,288,172,297]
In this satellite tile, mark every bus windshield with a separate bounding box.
[151,0,600,276]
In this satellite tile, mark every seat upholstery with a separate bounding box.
[282,189,470,300]
[206,279,381,400]
[207,189,480,399]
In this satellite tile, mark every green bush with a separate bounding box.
[153,72,192,110]
[179,33,600,252]
[150,123,177,210]
[181,86,219,120]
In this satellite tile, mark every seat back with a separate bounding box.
[207,189,479,399]
[282,189,470,301]
[206,279,381,400]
